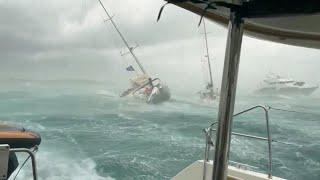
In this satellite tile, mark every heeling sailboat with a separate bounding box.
[157,0,320,180]
[199,20,219,102]
[97,0,170,104]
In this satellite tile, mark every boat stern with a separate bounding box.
[173,160,285,180]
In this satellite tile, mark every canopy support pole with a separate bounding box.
[212,8,244,180]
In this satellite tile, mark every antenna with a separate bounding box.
[97,0,147,75]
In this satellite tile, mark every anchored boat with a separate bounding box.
[97,0,170,104]
[199,20,219,102]
[256,74,319,96]
[158,0,320,179]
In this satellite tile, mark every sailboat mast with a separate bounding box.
[203,20,214,90]
[97,0,147,75]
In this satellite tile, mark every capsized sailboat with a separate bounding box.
[198,20,219,101]
[97,0,170,104]
[157,0,320,180]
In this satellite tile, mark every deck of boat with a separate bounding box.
[173,160,285,180]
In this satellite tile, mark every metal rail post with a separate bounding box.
[212,8,244,180]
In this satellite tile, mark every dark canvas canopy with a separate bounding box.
[166,0,320,49]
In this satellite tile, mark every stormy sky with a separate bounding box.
[0,0,320,95]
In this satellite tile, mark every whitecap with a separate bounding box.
[13,151,115,180]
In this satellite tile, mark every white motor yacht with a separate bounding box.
[256,74,318,96]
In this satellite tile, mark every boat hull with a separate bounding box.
[255,86,318,96]
[147,85,171,104]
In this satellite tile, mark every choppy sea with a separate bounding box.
[0,80,319,180]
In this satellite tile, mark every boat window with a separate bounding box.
[279,81,294,84]
[294,82,305,86]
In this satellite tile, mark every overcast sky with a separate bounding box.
[0,0,320,95]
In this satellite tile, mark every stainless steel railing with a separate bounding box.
[203,105,275,180]
[10,147,38,180]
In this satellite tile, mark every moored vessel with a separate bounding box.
[256,74,318,96]
[198,20,219,102]
[97,0,171,104]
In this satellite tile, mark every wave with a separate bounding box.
[15,151,115,180]
[95,90,118,98]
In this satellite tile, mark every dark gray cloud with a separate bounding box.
[0,0,319,96]
[0,0,219,81]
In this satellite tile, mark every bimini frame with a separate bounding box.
[213,7,244,180]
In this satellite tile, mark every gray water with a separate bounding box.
[0,80,319,180]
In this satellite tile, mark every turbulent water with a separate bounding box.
[0,80,319,180]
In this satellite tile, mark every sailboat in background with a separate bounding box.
[97,0,170,104]
[199,20,219,102]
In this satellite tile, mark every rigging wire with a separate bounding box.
[267,105,320,116]
[96,0,141,77]
[13,156,31,180]
[99,13,139,77]
[96,0,147,75]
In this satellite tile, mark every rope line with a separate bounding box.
[267,105,320,116]
[13,156,31,180]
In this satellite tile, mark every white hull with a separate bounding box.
[132,84,171,104]
[256,86,318,96]
[147,85,171,104]
[173,160,284,180]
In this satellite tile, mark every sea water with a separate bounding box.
[0,80,319,180]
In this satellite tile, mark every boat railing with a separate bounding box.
[0,145,38,180]
[203,105,275,180]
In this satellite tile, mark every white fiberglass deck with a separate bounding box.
[173,160,285,180]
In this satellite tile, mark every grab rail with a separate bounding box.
[10,147,38,180]
[203,105,273,179]
[234,105,272,178]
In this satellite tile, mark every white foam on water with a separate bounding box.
[117,112,135,120]
[13,151,115,180]
[95,90,118,98]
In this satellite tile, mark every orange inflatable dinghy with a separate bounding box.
[0,124,41,148]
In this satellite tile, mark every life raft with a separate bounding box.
[0,124,41,149]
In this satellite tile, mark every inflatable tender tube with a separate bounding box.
[0,124,41,149]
